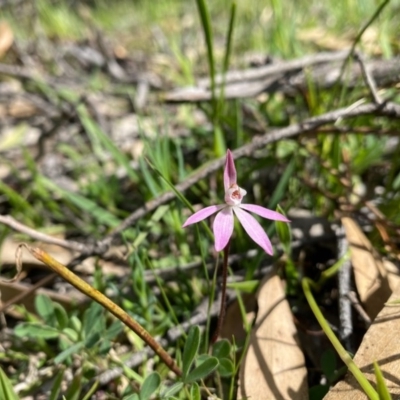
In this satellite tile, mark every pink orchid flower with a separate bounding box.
[182,149,290,254]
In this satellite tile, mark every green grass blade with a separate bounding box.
[195,0,216,108]
[218,2,236,109]
[146,158,214,240]
[0,367,19,400]
[185,356,219,383]
[373,361,392,400]
[302,278,379,400]
[39,176,121,228]
[268,157,296,210]
[77,104,138,183]
[0,180,35,219]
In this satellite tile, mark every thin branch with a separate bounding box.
[347,290,372,328]
[355,52,382,105]
[347,0,390,62]
[334,0,391,91]
[0,215,86,252]
[198,50,349,87]
[164,55,400,102]
[0,273,56,313]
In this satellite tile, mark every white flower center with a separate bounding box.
[225,184,247,206]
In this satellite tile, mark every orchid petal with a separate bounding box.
[213,207,234,251]
[233,207,273,255]
[224,149,237,191]
[182,205,225,227]
[239,204,290,222]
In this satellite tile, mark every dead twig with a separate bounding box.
[347,290,372,328]
[164,54,400,102]
[199,50,349,87]
[0,215,86,252]
[0,273,56,314]
[355,52,382,105]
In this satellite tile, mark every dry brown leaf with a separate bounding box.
[0,21,13,58]
[298,27,352,51]
[0,279,87,318]
[239,273,308,400]
[342,217,391,320]
[0,237,127,276]
[219,293,256,344]
[0,237,72,267]
[298,26,381,55]
[383,259,400,293]
[324,282,400,399]
[8,99,38,118]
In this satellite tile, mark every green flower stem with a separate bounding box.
[302,277,379,400]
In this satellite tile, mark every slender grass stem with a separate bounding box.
[302,277,379,400]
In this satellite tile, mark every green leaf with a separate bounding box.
[82,302,104,339]
[218,358,234,377]
[308,384,329,400]
[98,339,112,355]
[212,339,231,359]
[104,320,123,341]
[374,361,392,400]
[49,368,65,400]
[53,303,69,330]
[190,382,201,400]
[14,323,60,339]
[0,367,19,400]
[54,342,84,364]
[123,394,139,400]
[63,374,82,400]
[62,327,79,342]
[161,382,184,398]
[182,325,201,379]
[69,316,82,333]
[35,294,55,323]
[185,356,219,383]
[321,349,337,382]
[84,332,101,349]
[140,372,161,400]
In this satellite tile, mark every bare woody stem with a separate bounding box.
[212,240,230,344]
[18,245,182,377]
